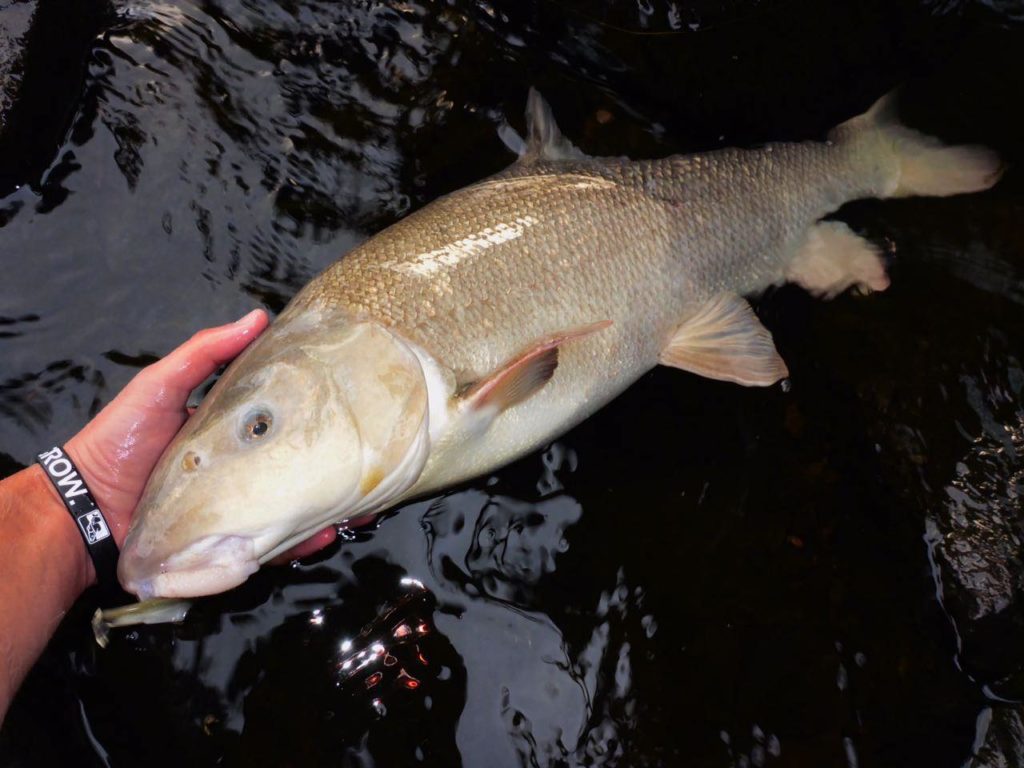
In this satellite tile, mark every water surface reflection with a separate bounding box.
[1,0,1023,766]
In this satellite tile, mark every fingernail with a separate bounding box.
[233,309,263,326]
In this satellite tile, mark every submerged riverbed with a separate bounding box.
[1,1,1023,766]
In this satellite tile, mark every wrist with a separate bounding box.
[17,464,97,597]
[37,440,126,597]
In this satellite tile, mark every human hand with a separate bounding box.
[64,310,270,549]
[0,308,353,718]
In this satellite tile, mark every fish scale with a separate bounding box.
[104,90,1000,627]
[296,169,679,378]
[281,92,996,494]
[296,143,872,381]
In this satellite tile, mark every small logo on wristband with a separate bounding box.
[78,511,111,544]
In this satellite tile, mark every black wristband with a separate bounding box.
[36,446,121,598]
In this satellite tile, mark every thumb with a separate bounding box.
[137,309,270,402]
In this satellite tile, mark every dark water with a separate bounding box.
[1,0,1023,765]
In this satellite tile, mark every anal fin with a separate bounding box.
[787,221,889,298]
[660,295,789,387]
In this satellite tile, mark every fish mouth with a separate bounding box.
[118,534,259,600]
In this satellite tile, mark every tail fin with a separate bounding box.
[830,92,1003,198]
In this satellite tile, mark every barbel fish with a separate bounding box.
[95,91,1001,640]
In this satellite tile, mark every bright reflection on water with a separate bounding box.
[1,0,1023,766]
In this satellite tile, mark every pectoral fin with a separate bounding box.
[461,320,612,416]
[660,295,789,386]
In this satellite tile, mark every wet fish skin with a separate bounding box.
[112,89,1001,616]
[287,91,998,492]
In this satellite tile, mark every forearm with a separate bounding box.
[0,464,93,724]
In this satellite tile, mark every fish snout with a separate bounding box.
[118,532,259,600]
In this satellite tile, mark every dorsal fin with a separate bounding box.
[501,88,588,163]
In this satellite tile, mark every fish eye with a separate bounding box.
[242,409,274,441]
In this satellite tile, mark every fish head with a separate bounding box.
[118,308,430,600]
